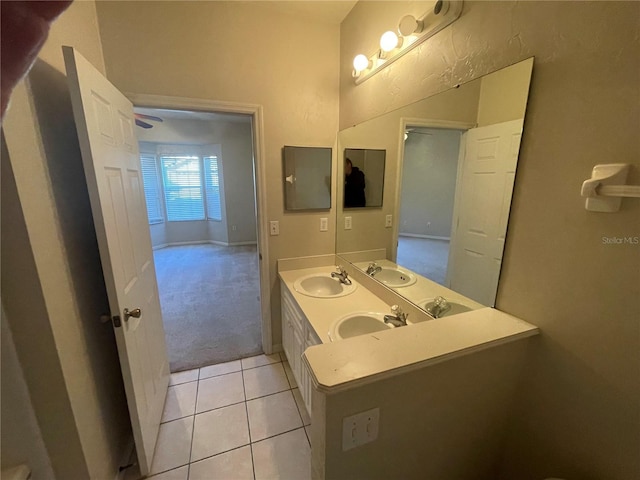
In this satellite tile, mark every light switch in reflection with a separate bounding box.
[385,215,392,228]
[345,216,352,230]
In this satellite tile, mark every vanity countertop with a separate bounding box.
[279,265,392,343]
[279,265,539,393]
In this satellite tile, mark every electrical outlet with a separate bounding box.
[232,225,237,231]
[342,408,380,451]
[385,214,393,228]
[320,217,328,232]
[345,216,352,230]
[269,220,279,236]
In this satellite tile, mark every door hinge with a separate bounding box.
[112,315,122,328]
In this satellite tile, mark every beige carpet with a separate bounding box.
[396,236,450,285]
[154,244,262,372]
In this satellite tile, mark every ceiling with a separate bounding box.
[257,1,357,25]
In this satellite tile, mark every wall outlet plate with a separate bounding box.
[320,217,328,232]
[345,216,352,230]
[385,214,393,228]
[342,407,379,451]
[269,220,279,235]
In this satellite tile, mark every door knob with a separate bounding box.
[124,308,141,321]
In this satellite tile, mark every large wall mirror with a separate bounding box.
[336,58,534,315]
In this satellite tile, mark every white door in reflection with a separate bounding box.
[447,119,523,305]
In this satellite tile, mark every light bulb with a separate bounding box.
[380,31,400,52]
[353,54,370,72]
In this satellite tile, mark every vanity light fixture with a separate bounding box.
[352,0,463,85]
[379,31,402,56]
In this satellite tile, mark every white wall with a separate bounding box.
[2,2,132,478]
[340,2,640,479]
[95,1,340,344]
[139,118,257,248]
[1,307,55,480]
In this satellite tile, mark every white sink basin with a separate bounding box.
[329,312,393,341]
[408,298,474,322]
[294,274,357,298]
[373,267,417,288]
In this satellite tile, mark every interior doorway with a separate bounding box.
[134,106,264,372]
[396,126,465,285]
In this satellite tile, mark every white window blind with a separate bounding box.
[161,155,205,221]
[204,156,222,221]
[140,154,164,224]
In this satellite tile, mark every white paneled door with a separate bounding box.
[448,119,523,306]
[63,46,169,475]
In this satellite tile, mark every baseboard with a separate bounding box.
[209,240,258,247]
[399,233,450,241]
[153,240,257,250]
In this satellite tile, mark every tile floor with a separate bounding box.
[146,353,311,480]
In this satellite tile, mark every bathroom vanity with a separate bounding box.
[278,256,538,480]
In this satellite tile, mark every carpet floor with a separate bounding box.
[153,244,262,372]
[396,236,450,285]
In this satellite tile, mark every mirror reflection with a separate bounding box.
[336,58,534,312]
[344,148,386,208]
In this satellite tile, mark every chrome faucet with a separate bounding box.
[384,305,408,327]
[425,296,451,318]
[331,266,352,285]
[366,262,382,276]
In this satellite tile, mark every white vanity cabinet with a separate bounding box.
[281,281,321,417]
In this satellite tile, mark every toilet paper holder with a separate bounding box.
[581,163,640,212]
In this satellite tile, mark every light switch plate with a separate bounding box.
[345,216,352,230]
[269,220,280,235]
[342,407,379,451]
[385,214,393,228]
[320,217,328,232]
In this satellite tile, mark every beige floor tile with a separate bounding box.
[169,369,199,386]
[161,382,197,423]
[199,359,242,379]
[149,417,193,475]
[292,388,311,426]
[146,465,188,480]
[242,363,290,400]
[191,403,250,462]
[188,446,254,480]
[196,372,245,413]
[241,353,281,370]
[252,428,311,480]
[247,391,303,441]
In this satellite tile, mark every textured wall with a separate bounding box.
[96,1,340,345]
[341,2,640,479]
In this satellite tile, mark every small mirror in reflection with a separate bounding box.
[344,148,385,208]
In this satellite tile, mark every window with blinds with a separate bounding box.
[161,155,205,221]
[204,156,222,221]
[140,154,164,224]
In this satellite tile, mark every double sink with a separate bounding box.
[293,271,472,342]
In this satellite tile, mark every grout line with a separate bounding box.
[198,369,244,382]
[240,367,257,480]
[186,378,200,479]
[250,426,309,446]
[289,388,307,429]
[241,359,282,372]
